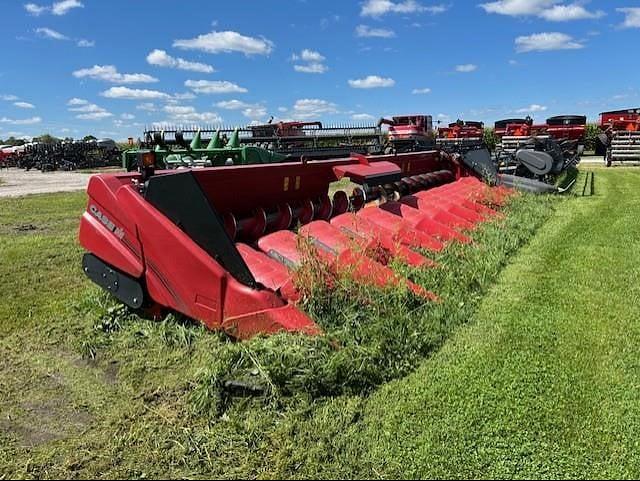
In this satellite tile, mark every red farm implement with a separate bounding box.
[597,108,640,166]
[79,150,511,339]
[494,115,586,188]
[141,119,384,164]
[138,114,437,170]
[378,115,435,153]
[436,120,486,153]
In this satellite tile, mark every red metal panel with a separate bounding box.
[259,222,437,301]
[330,213,435,268]
[333,161,401,184]
[381,201,476,231]
[236,243,299,302]
[357,207,449,249]
[400,195,486,224]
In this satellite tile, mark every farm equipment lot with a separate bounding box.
[0,168,92,198]
[1,168,640,478]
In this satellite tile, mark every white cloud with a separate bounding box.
[102,87,171,100]
[292,49,326,63]
[361,0,447,17]
[480,0,604,22]
[73,65,158,84]
[162,105,223,124]
[25,0,83,16]
[352,113,375,121]
[164,105,196,115]
[291,49,328,74]
[36,27,68,40]
[1,95,20,101]
[185,80,248,94]
[174,31,274,55]
[67,97,88,106]
[348,75,395,89]
[67,100,112,120]
[51,0,83,15]
[77,39,94,47]
[216,100,255,110]
[412,88,432,94]
[481,0,558,16]
[121,113,135,120]
[455,64,478,72]
[242,107,267,120]
[355,25,396,38]
[0,117,42,125]
[517,104,548,113]
[173,92,197,100]
[515,32,584,52]
[290,99,339,119]
[215,100,267,119]
[294,63,328,74]
[618,8,640,28]
[146,49,215,74]
[136,103,157,111]
[69,103,105,113]
[25,3,48,15]
[77,111,113,120]
[539,4,605,21]
[14,102,35,109]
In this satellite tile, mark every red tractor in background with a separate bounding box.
[597,108,640,166]
[378,115,435,153]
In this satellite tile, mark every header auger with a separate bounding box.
[80,148,513,340]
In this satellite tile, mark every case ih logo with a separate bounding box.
[90,205,125,240]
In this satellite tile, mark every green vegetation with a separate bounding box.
[1,169,639,478]
[484,127,498,151]
[584,123,604,152]
[0,136,28,147]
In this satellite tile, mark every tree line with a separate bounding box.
[0,134,98,146]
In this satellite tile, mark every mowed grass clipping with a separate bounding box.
[2,169,638,478]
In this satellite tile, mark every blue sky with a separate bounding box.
[0,0,639,140]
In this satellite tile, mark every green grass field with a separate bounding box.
[1,168,639,479]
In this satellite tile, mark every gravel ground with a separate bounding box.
[581,156,605,164]
[0,168,92,198]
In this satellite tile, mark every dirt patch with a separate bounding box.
[14,224,39,232]
[0,168,92,198]
[73,356,120,386]
[0,397,92,448]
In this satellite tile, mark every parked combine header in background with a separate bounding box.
[133,118,384,170]
[378,115,434,153]
[124,130,289,170]
[493,115,586,189]
[436,120,485,153]
[597,108,640,166]
[126,114,440,171]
